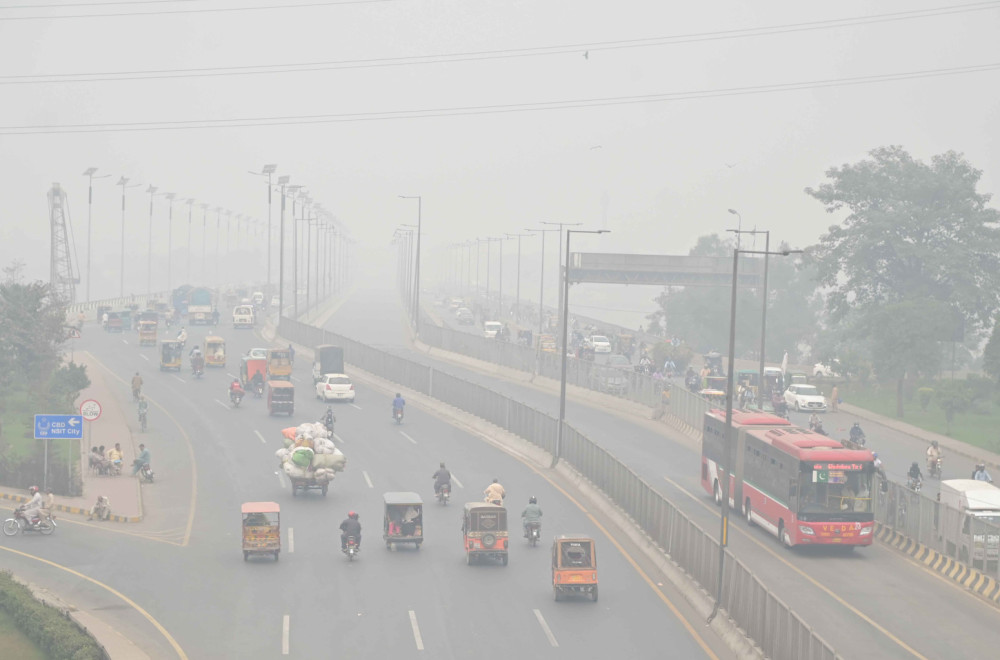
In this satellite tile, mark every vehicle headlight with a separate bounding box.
[860,526,873,536]
[798,525,815,535]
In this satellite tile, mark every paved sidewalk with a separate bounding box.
[0,351,143,523]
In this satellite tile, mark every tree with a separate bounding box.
[983,321,1000,384]
[935,380,972,436]
[0,280,69,392]
[807,147,1000,415]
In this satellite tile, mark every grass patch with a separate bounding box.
[1,390,35,459]
[0,607,48,660]
[824,381,1000,455]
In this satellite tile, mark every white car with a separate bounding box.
[248,347,268,360]
[316,373,356,402]
[483,321,502,338]
[813,361,842,378]
[270,295,280,307]
[590,335,612,353]
[784,384,827,413]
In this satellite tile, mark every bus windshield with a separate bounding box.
[798,465,873,520]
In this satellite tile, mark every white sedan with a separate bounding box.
[316,374,356,402]
[784,384,827,413]
[590,335,612,353]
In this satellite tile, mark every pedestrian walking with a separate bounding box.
[830,385,839,412]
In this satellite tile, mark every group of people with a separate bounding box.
[89,443,125,476]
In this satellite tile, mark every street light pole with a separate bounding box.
[82,167,108,302]
[250,164,277,295]
[116,176,140,297]
[506,232,534,323]
[200,203,208,283]
[554,229,609,467]
[541,221,582,353]
[729,226,773,401]
[399,196,422,334]
[165,193,176,293]
[146,185,158,294]
[185,199,195,285]
[530,227,560,355]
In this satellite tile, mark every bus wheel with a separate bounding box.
[744,499,754,526]
[713,481,721,506]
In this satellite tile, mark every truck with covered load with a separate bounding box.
[939,479,1000,571]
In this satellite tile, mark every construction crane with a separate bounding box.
[48,183,80,305]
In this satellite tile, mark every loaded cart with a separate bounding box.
[242,502,280,561]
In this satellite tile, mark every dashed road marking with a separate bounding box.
[255,430,267,444]
[227,372,237,379]
[140,354,149,361]
[122,339,129,345]
[291,376,301,382]
[172,375,185,384]
[288,528,294,554]
[214,399,229,410]
[275,471,285,488]
[400,431,417,445]
[362,471,374,489]
[350,403,362,411]
[533,609,559,647]
[282,615,290,655]
[333,432,345,444]
[451,473,464,489]
[408,610,424,651]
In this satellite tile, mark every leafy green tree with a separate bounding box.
[0,280,68,392]
[935,380,972,436]
[983,322,1000,384]
[807,146,1000,415]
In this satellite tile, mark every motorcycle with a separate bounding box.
[139,409,147,433]
[929,457,943,479]
[2,507,56,536]
[850,432,867,447]
[253,381,264,398]
[524,521,541,547]
[323,414,336,436]
[907,475,922,492]
[393,407,403,424]
[343,535,359,561]
[139,463,154,483]
[436,482,451,505]
[231,389,244,408]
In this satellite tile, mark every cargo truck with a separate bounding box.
[939,479,1000,571]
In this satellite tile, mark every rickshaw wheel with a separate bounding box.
[291,486,298,497]
[591,586,598,602]
[243,551,249,561]
[386,541,392,550]
[321,485,328,496]
[274,551,279,561]
[466,552,473,565]
[501,553,509,566]
[553,587,561,602]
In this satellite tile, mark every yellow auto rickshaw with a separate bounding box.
[138,320,158,346]
[552,535,598,601]
[463,502,508,566]
[267,380,295,416]
[205,336,226,367]
[242,501,280,561]
[159,339,183,371]
[383,492,423,550]
[266,348,293,381]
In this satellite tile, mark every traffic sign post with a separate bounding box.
[34,414,83,492]
[79,400,102,461]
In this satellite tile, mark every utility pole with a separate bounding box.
[540,222,582,352]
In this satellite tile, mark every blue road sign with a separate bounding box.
[34,414,84,440]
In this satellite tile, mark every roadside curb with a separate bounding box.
[874,523,1000,606]
[0,491,142,523]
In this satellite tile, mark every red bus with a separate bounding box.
[701,410,876,547]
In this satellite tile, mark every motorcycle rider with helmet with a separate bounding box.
[973,463,994,483]
[229,378,244,403]
[323,406,336,434]
[339,511,362,550]
[392,393,405,419]
[926,441,942,471]
[22,486,44,524]
[849,422,865,444]
[907,461,923,489]
[521,496,543,538]
[432,462,451,495]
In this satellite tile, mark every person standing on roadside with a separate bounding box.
[830,385,840,413]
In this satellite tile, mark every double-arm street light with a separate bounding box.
[185,199,195,285]
[146,185,158,294]
[82,167,110,302]
[165,192,176,293]
[117,176,142,297]
[553,229,609,467]
[250,164,277,295]
[708,240,802,623]
[541,221,582,352]
[529,226,561,361]
[505,232,535,322]
[399,195,422,334]
[728,226,773,403]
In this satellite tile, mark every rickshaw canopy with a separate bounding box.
[242,501,280,514]
[383,492,423,506]
[553,536,596,569]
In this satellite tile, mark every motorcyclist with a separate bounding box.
[849,422,865,444]
[176,327,187,345]
[973,463,994,483]
[926,441,942,470]
[484,478,505,505]
[132,443,150,476]
[521,496,543,538]
[812,418,826,435]
[808,413,820,431]
[229,379,244,402]
[188,344,201,359]
[131,372,143,401]
[250,371,265,396]
[907,461,923,486]
[323,406,336,432]
[392,393,405,418]
[339,511,362,550]
[432,462,451,494]
[137,395,149,422]
[22,486,43,523]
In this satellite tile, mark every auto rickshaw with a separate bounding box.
[205,336,226,367]
[241,501,280,561]
[539,334,557,353]
[552,535,598,601]
[105,312,123,333]
[138,320,158,346]
[118,309,133,331]
[240,356,267,393]
[267,380,295,416]
[159,339,183,371]
[463,502,508,566]
[383,492,423,550]
[266,348,293,381]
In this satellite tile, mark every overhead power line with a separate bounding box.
[2,1,998,82]
[0,0,393,19]
[2,61,997,135]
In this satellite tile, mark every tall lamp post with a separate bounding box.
[399,195,422,334]
[728,227,772,401]
[82,167,109,302]
[530,226,560,361]
[276,177,291,319]
[505,232,535,323]
[708,241,801,623]
[554,229,609,467]
[185,198,195,285]
[116,176,141,297]
[164,193,176,293]
[145,185,158,294]
[541,221,582,352]
[250,164,277,294]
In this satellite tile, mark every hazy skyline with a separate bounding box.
[2,0,998,326]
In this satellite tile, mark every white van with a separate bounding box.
[233,304,255,329]
[251,291,265,306]
[483,321,502,339]
[939,479,1000,570]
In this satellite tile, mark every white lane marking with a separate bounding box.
[400,431,417,445]
[282,615,290,655]
[275,471,285,488]
[122,339,129,345]
[214,399,229,410]
[333,432,345,444]
[288,528,295,553]
[350,403,362,410]
[533,609,559,647]
[408,610,424,651]
[140,354,149,361]
[227,372,237,379]
[172,375,185,384]
[451,473,464,489]
[362,471,374,489]
[255,430,267,444]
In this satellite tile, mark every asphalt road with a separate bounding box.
[2,309,722,659]
[326,283,1000,660]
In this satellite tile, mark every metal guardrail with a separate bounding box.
[66,291,173,318]
[280,316,839,660]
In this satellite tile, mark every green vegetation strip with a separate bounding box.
[0,571,103,660]
[0,606,47,660]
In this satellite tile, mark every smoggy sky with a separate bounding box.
[2,0,998,326]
